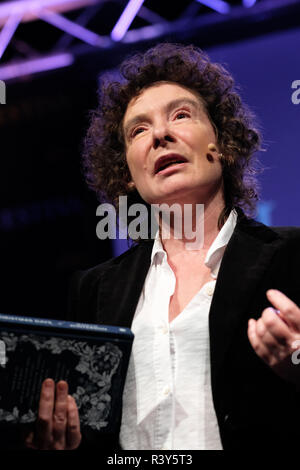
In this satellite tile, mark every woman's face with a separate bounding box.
[123,82,223,206]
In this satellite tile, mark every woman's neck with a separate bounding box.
[158,193,225,256]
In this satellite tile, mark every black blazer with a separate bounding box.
[69,209,300,450]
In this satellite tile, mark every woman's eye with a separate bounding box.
[132,127,145,137]
[175,111,190,120]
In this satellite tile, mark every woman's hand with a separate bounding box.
[25,378,82,450]
[248,289,300,386]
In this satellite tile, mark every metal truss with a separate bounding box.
[0,0,298,81]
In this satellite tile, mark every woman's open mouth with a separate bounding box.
[154,154,188,175]
[155,161,188,175]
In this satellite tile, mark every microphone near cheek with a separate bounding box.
[207,143,224,163]
[127,181,136,191]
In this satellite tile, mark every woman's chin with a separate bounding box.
[146,187,205,206]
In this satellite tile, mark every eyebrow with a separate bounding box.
[123,97,202,138]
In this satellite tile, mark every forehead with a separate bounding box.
[124,82,205,121]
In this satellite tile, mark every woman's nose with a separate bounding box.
[152,122,175,149]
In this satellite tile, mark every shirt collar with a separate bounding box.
[150,209,238,277]
[204,209,237,278]
[151,229,166,264]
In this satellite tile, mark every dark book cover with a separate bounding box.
[0,313,134,448]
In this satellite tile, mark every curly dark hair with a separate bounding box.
[82,42,263,235]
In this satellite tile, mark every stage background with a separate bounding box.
[0,9,299,318]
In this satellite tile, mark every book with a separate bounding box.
[0,313,134,447]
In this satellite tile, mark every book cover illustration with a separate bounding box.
[0,315,133,435]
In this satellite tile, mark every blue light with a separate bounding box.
[195,0,231,14]
[243,0,257,7]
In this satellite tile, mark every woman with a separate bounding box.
[26,43,300,451]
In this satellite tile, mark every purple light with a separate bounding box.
[243,0,257,7]
[196,0,230,14]
[0,53,74,81]
[0,12,22,59]
[38,10,110,47]
[123,23,166,43]
[0,1,97,22]
[111,0,145,42]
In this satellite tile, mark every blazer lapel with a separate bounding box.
[97,241,153,327]
[209,213,282,403]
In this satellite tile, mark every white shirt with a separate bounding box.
[119,209,238,450]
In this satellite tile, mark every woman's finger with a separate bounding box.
[248,319,277,365]
[266,290,300,333]
[66,395,82,450]
[35,378,55,449]
[52,381,68,450]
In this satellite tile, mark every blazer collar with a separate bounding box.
[209,208,283,408]
[97,240,153,327]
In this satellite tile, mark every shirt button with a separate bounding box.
[206,285,215,296]
[163,386,170,396]
[160,325,168,335]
